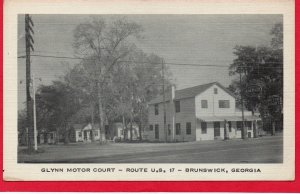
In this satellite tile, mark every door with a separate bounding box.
[248,132,252,138]
[214,122,220,137]
[155,124,159,139]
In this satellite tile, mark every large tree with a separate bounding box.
[228,22,283,135]
[98,50,171,141]
[128,52,171,140]
[36,80,81,143]
[73,17,142,142]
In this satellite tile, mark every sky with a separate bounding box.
[17,14,283,110]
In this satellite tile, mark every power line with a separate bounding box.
[18,54,82,60]
[18,21,280,26]
[22,50,237,62]
[17,54,284,68]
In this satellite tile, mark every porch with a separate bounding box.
[196,115,261,141]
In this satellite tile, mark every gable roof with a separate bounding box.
[73,123,100,130]
[148,82,236,105]
[73,124,85,129]
[214,82,237,99]
[174,82,215,100]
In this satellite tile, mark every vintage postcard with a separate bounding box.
[3,0,295,181]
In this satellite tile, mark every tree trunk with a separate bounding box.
[138,109,143,141]
[139,120,142,141]
[130,119,133,141]
[110,121,114,140]
[64,130,69,144]
[272,121,276,136]
[56,128,59,144]
[98,85,105,144]
[253,120,258,138]
[90,104,95,142]
[63,122,69,144]
[122,115,126,141]
[252,110,258,138]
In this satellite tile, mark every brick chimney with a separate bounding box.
[171,84,176,100]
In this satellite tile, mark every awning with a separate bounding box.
[197,115,261,122]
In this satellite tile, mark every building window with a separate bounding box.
[94,130,98,136]
[201,122,207,134]
[237,121,242,131]
[228,121,232,132]
[154,104,159,115]
[214,88,218,94]
[219,100,230,108]
[149,125,153,131]
[186,122,191,135]
[176,123,181,135]
[201,100,208,108]
[155,124,159,139]
[168,124,171,135]
[175,101,180,113]
[78,132,82,138]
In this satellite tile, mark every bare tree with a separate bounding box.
[73,17,142,143]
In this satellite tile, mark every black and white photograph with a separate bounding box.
[17,14,284,163]
[3,0,294,181]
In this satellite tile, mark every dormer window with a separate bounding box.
[214,88,218,94]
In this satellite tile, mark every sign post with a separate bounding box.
[245,81,263,138]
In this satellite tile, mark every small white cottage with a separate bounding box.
[113,122,140,140]
[74,122,141,142]
[74,123,102,142]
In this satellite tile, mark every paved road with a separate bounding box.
[21,136,283,163]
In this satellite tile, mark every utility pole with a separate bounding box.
[254,45,262,138]
[32,76,41,150]
[162,59,167,142]
[239,67,247,140]
[25,14,34,152]
[32,75,38,151]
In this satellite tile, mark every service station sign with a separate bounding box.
[245,83,262,98]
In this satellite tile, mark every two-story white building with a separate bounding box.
[147,82,261,142]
